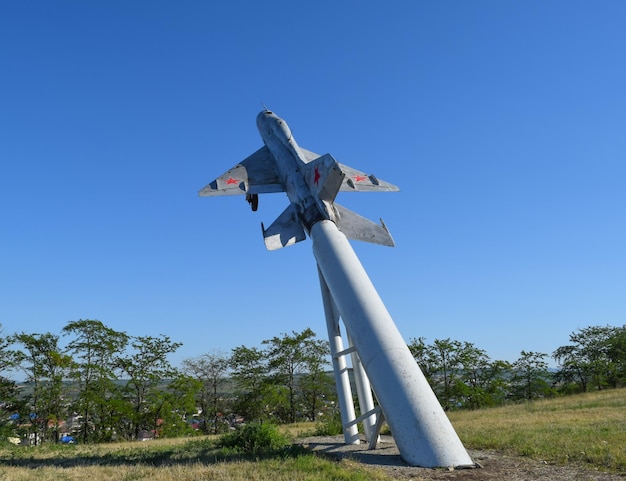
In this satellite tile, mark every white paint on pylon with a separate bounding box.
[311,220,475,468]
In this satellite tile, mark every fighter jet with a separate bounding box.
[199,109,399,250]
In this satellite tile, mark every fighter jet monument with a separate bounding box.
[199,109,475,468]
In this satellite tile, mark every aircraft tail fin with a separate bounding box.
[334,203,395,247]
[302,153,345,203]
[299,147,399,193]
[261,204,307,251]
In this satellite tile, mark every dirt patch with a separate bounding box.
[297,435,623,481]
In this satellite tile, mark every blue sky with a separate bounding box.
[1,1,625,370]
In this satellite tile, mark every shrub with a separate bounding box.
[218,422,291,455]
[314,414,343,436]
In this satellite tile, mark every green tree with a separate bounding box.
[455,342,496,409]
[511,351,553,400]
[157,373,201,437]
[553,325,620,392]
[481,359,513,406]
[62,319,129,442]
[0,326,22,439]
[422,338,465,410]
[409,337,510,409]
[114,334,182,440]
[13,332,72,443]
[262,328,331,423]
[182,351,231,433]
[606,326,626,387]
[230,345,269,421]
[296,337,333,422]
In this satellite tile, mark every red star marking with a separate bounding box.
[225,177,239,185]
[353,175,367,182]
[314,167,321,185]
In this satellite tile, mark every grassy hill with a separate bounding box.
[0,388,623,480]
[449,388,626,471]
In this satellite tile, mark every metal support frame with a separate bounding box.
[318,265,381,446]
[347,333,379,444]
[318,267,359,444]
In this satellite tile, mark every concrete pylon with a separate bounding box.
[311,219,475,468]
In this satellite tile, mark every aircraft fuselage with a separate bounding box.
[256,110,331,232]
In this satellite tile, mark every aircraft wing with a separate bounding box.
[300,147,399,193]
[198,146,284,196]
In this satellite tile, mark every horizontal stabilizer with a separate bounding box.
[261,204,307,251]
[199,146,284,196]
[334,204,395,247]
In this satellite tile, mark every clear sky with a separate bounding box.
[1,1,625,370]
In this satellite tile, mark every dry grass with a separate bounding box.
[0,459,390,481]
[0,435,391,481]
[1,389,624,479]
[449,388,626,471]
[278,421,318,437]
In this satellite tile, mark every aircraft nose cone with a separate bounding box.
[256,109,276,130]
[256,110,274,125]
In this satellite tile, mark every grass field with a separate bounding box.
[0,388,623,480]
[0,436,391,481]
[449,388,626,472]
